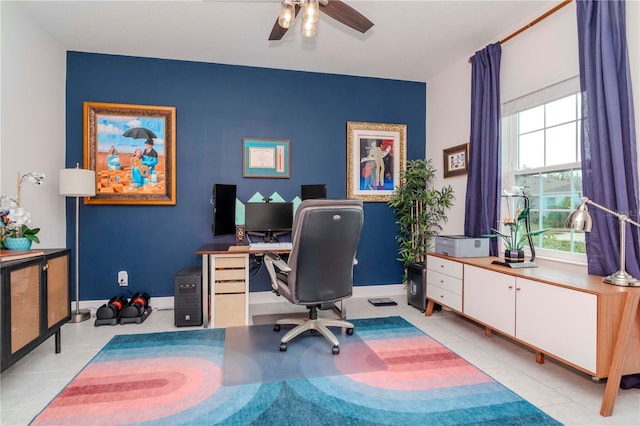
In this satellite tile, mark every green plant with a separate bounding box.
[485,207,548,251]
[388,159,454,267]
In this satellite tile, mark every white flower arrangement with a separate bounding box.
[0,171,45,246]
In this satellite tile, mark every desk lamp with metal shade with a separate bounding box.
[59,164,96,322]
[565,196,640,287]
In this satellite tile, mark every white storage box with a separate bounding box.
[434,235,489,258]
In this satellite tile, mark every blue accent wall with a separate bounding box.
[65,52,426,300]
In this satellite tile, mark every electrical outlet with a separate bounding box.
[118,270,128,287]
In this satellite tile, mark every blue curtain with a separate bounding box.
[464,42,502,256]
[577,0,640,278]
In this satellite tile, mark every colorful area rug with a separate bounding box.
[31,316,560,425]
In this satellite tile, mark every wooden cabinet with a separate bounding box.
[1,249,71,372]
[426,253,639,379]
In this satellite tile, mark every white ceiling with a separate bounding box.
[15,0,558,82]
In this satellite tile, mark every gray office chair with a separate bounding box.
[264,199,364,354]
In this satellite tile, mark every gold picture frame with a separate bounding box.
[84,102,176,205]
[347,121,407,202]
[443,143,469,178]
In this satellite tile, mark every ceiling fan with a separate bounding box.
[269,0,374,40]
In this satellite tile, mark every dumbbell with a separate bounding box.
[121,292,150,318]
[96,296,128,320]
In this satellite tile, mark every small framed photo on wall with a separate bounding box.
[443,143,469,178]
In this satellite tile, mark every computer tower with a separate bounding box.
[174,266,202,327]
[407,263,426,312]
[212,183,237,235]
[301,184,327,200]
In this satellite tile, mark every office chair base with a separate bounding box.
[275,317,354,354]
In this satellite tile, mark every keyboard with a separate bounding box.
[249,242,293,251]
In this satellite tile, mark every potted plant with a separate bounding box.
[0,195,41,250]
[388,159,454,310]
[485,206,548,263]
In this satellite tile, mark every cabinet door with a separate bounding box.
[9,263,42,354]
[46,254,70,328]
[516,277,597,373]
[463,265,516,336]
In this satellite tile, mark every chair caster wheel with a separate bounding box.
[346,328,354,335]
[274,324,281,332]
[332,345,340,355]
[280,343,287,352]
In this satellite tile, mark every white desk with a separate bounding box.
[196,243,291,328]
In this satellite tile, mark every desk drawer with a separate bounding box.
[214,293,245,327]
[427,284,462,312]
[215,269,246,281]
[215,281,245,294]
[427,256,463,279]
[427,270,462,295]
[215,256,246,268]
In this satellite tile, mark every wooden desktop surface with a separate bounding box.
[195,243,291,255]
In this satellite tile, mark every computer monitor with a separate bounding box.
[301,184,327,200]
[244,202,293,242]
[212,183,236,236]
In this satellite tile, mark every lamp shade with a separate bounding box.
[59,168,96,197]
[564,202,593,232]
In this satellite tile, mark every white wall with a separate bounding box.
[1,2,67,248]
[426,0,640,237]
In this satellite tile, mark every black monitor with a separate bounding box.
[212,184,237,236]
[244,202,293,242]
[301,184,327,200]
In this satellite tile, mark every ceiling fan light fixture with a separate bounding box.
[302,0,320,24]
[301,18,317,37]
[278,0,296,29]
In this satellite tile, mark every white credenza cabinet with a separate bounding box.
[463,264,597,373]
[426,253,639,379]
[515,276,597,372]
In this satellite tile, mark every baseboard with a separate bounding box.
[75,284,405,312]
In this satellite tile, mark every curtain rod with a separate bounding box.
[469,0,573,63]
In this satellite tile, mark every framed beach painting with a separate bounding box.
[443,143,469,178]
[83,102,176,205]
[346,121,406,202]
[242,138,290,178]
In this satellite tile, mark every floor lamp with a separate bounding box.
[59,165,96,322]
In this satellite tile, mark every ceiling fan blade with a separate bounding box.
[320,0,374,34]
[268,4,301,41]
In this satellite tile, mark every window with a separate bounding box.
[502,77,586,263]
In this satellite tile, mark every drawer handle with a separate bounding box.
[440,295,444,298]
[508,285,513,289]
[440,280,444,283]
[516,287,521,291]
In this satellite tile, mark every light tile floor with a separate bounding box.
[1,295,639,425]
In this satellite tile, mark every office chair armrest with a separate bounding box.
[264,252,291,292]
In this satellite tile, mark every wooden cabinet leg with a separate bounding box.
[425,299,435,317]
[600,291,640,417]
[536,351,545,364]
